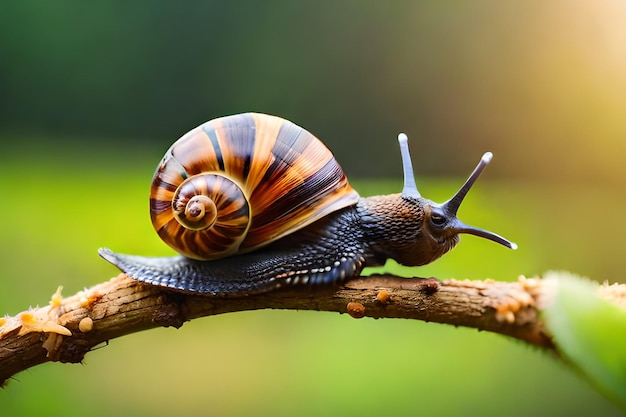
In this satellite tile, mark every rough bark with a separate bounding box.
[0,272,567,385]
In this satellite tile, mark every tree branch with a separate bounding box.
[0,272,572,385]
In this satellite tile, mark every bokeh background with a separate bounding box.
[1,1,625,416]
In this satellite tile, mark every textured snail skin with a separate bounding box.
[99,193,447,295]
[100,207,367,295]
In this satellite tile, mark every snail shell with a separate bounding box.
[150,113,360,260]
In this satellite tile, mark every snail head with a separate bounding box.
[392,133,516,266]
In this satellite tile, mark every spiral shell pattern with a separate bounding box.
[150,113,359,260]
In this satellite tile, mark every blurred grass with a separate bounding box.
[1,143,624,416]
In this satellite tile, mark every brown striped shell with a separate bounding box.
[150,113,360,260]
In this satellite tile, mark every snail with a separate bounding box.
[99,113,516,295]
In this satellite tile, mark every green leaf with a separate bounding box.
[542,272,626,410]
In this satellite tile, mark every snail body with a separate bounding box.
[99,113,516,295]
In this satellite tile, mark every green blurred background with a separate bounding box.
[1,1,625,416]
